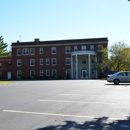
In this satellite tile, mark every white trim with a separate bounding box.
[30,48,35,55]
[39,47,43,54]
[39,58,43,65]
[12,41,107,48]
[17,49,21,56]
[17,59,22,66]
[52,69,57,77]
[51,58,57,66]
[66,58,70,65]
[46,70,50,76]
[17,70,22,78]
[30,59,35,66]
[51,47,56,54]
[71,51,96,56]
[30,70,35,77]
[46,58,50,65]
[40,70,43,76]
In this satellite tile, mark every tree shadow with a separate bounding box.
[36,116,130,130]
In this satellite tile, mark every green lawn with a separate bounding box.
[0,81,11,84]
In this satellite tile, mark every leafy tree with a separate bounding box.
[0,36,10,56]
[109,41,130,71]
[96,47,109,73]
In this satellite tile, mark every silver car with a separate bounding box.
[107,71,130,85]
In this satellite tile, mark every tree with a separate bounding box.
[109,41,130,71]
[96,47,110,75]
[0,36,10,56]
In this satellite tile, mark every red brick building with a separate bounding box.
[0,37,108,80]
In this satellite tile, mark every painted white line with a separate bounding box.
[37,99,130,105]
[3,110,126,120]
[58,94,113,96]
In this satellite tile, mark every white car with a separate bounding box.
[107,71,130,85]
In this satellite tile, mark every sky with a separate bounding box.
[1,0,130,50]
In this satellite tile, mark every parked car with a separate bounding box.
[107,71,130,85]
[103,71,117,78]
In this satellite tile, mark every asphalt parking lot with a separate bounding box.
[0,80,130,130]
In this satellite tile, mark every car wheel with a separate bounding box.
[114,79,119,85]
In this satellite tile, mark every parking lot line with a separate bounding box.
[37,99,130,105]
[3,110,126,121]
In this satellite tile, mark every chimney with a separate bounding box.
[34,38,40,42]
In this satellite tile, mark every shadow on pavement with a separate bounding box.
[36,116,130,130]
[105,84,130,86]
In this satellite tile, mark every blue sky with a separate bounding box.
[1,0,130,50]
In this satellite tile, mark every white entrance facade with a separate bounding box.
[71,51,97,79]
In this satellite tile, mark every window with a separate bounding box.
[98,45,103,50]
[82,57,86,64]
[118,72,125,76]
[30,59,35,66]
[66,69,70,77]
[46,70,50,76]
[40,70,43,76]
[81,46,86,51]
[91,69,94,74]
[52,58,56,66]
[74,46,78,51]
[30,48,35,55]
[17,70,22,78]
[0,63,2,66]
[66,58,70,65]
[30,70,35,77]
[52,70,57,77]
[91,58,94,63]
[17,49,21,56]
[90,45,94,51]
[51,47,56,54]
[65,46,70,54]
[46,58,50,65]
[17,59,22,66]
[39,48,43,54]
[39,58,43,65]
[22,48,29,55]
[0,71,2,78]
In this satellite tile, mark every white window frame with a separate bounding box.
[17,49,21,56]
[40,70,44,76]
[17,70,22,78]
[22,48,29,55]
[30,59,35,66]
[46,70,50,76]
[39,58,43,65]
[30,70,35,77]
[30,48,35,55]
[74,46,78,51]
[17,59,22,66]
[46,58,50,65]
[65,46,70,54]
[66,58,70,65]
[51,47,56,54]
[39,47,43,54]
[51,58,56,66]
[52,69,57,77]
[66,69,71,77]
[90,45,94,51]
[81,46,86,51]
[98,45,103,50]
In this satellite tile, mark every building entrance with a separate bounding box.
[81,69,88,79]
